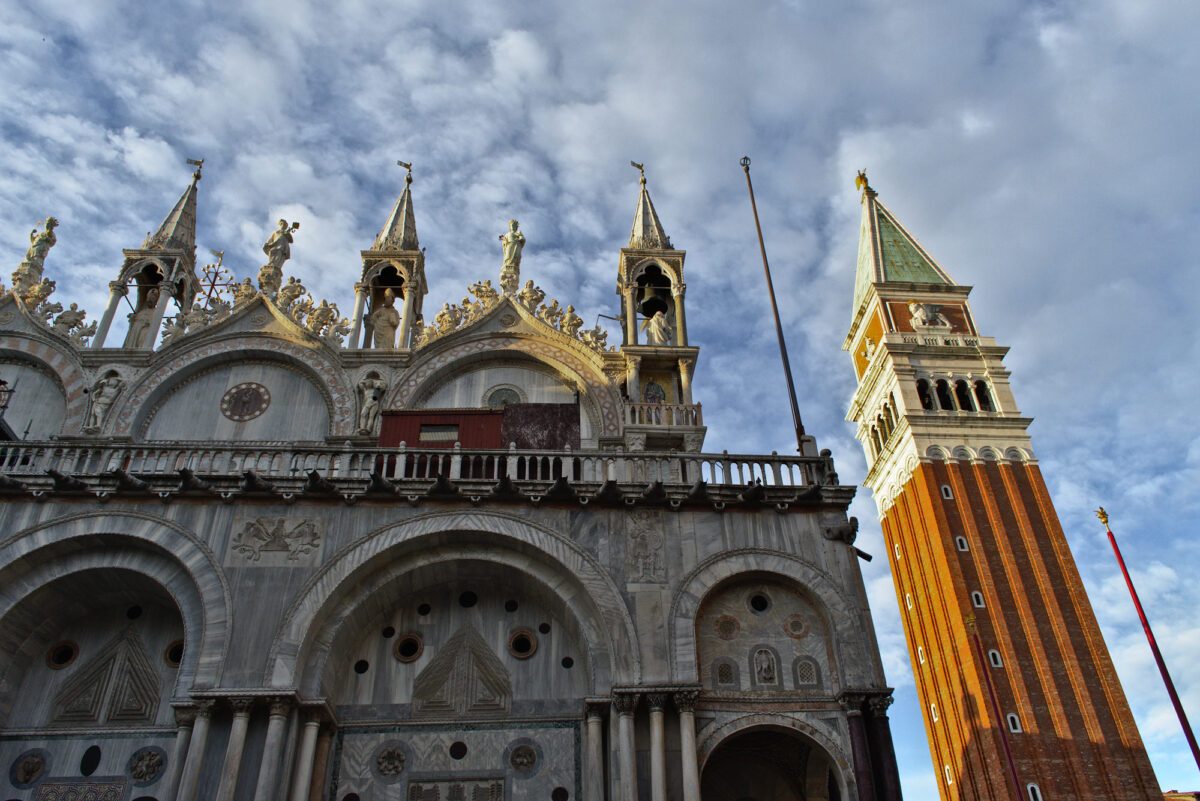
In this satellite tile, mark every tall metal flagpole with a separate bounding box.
[1096,507,1200,773]
[740,157,805,452]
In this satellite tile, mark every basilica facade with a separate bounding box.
[0,166,897,801]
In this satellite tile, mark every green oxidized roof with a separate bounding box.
[852,190,953,319]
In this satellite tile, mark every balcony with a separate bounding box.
[0,441,846,509]
[624,401,703,427]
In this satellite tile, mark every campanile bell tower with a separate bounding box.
[843,173,1161,800]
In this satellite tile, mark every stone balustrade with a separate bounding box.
[625,401,703,427]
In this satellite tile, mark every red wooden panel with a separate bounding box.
[379,410,504,448]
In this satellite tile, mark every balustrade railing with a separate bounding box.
[0,441,827,488]
[625,402,703,427]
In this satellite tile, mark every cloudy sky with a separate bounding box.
[4,0,1199,793]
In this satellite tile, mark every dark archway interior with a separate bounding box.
[635,264,672,317]
[701,728,841,801]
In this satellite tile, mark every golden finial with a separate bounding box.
[397,160,413,184]
[1095,507,1110,528]
[187,157,204,179]
[855,169,870,192]
[631,161,646,185]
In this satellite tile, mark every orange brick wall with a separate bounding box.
[881,460,1159,800]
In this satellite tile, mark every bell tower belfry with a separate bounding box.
[616,166,704,451]
[92,163,203,349]
[351,163,427,350]
[843,174,1160,800]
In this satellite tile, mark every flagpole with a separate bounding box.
[1096,507,1200,772]
[740,156,806,452]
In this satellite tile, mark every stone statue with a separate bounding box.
[863,337,876,359]
[12,217,57,300]
[22,277,56,311]
[51,303,86,335]
[232,278,257,307]
[517,280,544,311]
[641,310,671,345]
[908,300,948,329]
[86,374,123,431]
[435,302,460,333]
[498,219,525,293]
[125,286,161,349]
[259,219,298,296]
[560,305,582,337]
[305,299,336,335]
[469,279,500,307]
[754,648,776,683]
[276,276,306,311]
[357,375,388,433]
[369,289,401,349]
[538,299,561,328]
[580,325,608,351]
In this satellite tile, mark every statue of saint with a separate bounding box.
[357,375,388,433]
[259,219,298,296]
[641,310,671,345]
[560,305,582,337]
[498,220,525,293]
[86,374,124,431]
[517,280,544,311]
[369,289,401,349]
[125,286,161,349]
[12,217,57,299]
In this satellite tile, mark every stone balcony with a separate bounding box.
[0,441,849,511]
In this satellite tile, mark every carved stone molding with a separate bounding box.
[173,707,197,726]
[645,692,669,711]
[193,699,216,718]
[612,692,639,715]
[673,689,700,713]
[229,697,256,714]
[867,694,894,716]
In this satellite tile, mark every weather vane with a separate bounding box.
[187,157,204,178]
[630,161,645,183]
[397,160,413,183]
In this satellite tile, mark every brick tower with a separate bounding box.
[843,173,1161,800]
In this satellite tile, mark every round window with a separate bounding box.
[487,388,521,408]
[394,634,424,663]
[508,629,538,659]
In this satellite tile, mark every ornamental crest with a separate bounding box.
[228,517,323,566]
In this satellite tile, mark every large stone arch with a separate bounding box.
[669,549,865,684]
[0,332,89,433]
[0,511,232,710]
[391,333,622,436]
[267,510,639,694]
[108,335,356,438]
[698,713,855,800]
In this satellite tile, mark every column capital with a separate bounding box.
[677,357,694,370]
[267,698,293,718]
[671,283,686,298]
[354,281,370,295]
[673,689,701,713]
[173,706,197,726]
[645,692,669,711]
[612,692,639,715]
[229,697,256,714]
[867,693,894,717]
[193,699,216,718]
[109,281,129,295]
[837,690,870,714]
[585,700,609,719]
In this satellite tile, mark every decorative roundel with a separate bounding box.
[221,382,270,422]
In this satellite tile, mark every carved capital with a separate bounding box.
[612,692,639,715]
[193,699,216,718]
[229,697,256,714]
[174,707,197,726]
[837,691,869,715]
[645,692,669,711]
[673,689,700,713]
[626,355,641,369]
[267,698,292,718]
[109,281,129,296]
[677,358,694,372]
[672,283,686,298]
[354,282,369,295]
[867,694,894,716]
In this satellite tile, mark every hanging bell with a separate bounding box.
[638,285,670,317]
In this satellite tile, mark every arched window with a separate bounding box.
[974,380,994,411]
[1007,713,1022,733]
[955,536,969,552]
[918,645,925,664]
[792,657,820,688]
[988,649,1003,668]
[935,379,955,410]
[941,484,954,500]
[870,426,882,455]
[930,702,939,722]
[916,379,935,410]
[971,591,985,608]
[955,380,975,411]
[1027,783,1043,801]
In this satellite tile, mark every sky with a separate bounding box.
[3,0,1199,794]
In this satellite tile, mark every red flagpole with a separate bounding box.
[1097,507,1200,773]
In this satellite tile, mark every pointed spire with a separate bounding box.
[142,161,201,253]
[372,162,420,252]
[628,163,672,250]
[852,171,954,317]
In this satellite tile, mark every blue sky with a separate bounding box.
[3,0,1199,793]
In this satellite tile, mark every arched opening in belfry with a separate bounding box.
[954,380,975,411]
[934,379,955,410]
[916,379,935,410]
[701,727,844,801]
[974,380,994,412]
[635,263,674,344]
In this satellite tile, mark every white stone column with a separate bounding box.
[586,702,607,801]
[399,284,418,348]
[252,699,292,801]
[675,691,701,801]
[288,710,322,801]
[175,699,214,801]
[144,284,173,350]
[672,287,687,346]
[348,282,369,349]
[214,699,254,801]
[91,281,127,348]
[165,707,196,801]
[623,288,637,346]
[627,356,641,408]
[647,693,667,801]
[307,726,334,801]
[678,358,694,407]
[613,693,638,801]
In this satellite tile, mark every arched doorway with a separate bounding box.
[701,727,843,801]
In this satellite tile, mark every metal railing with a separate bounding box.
[0,441,827,488]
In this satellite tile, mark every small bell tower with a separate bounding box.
[616,165,704,451]
[350,161,427,350]
[93,161,203,349]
